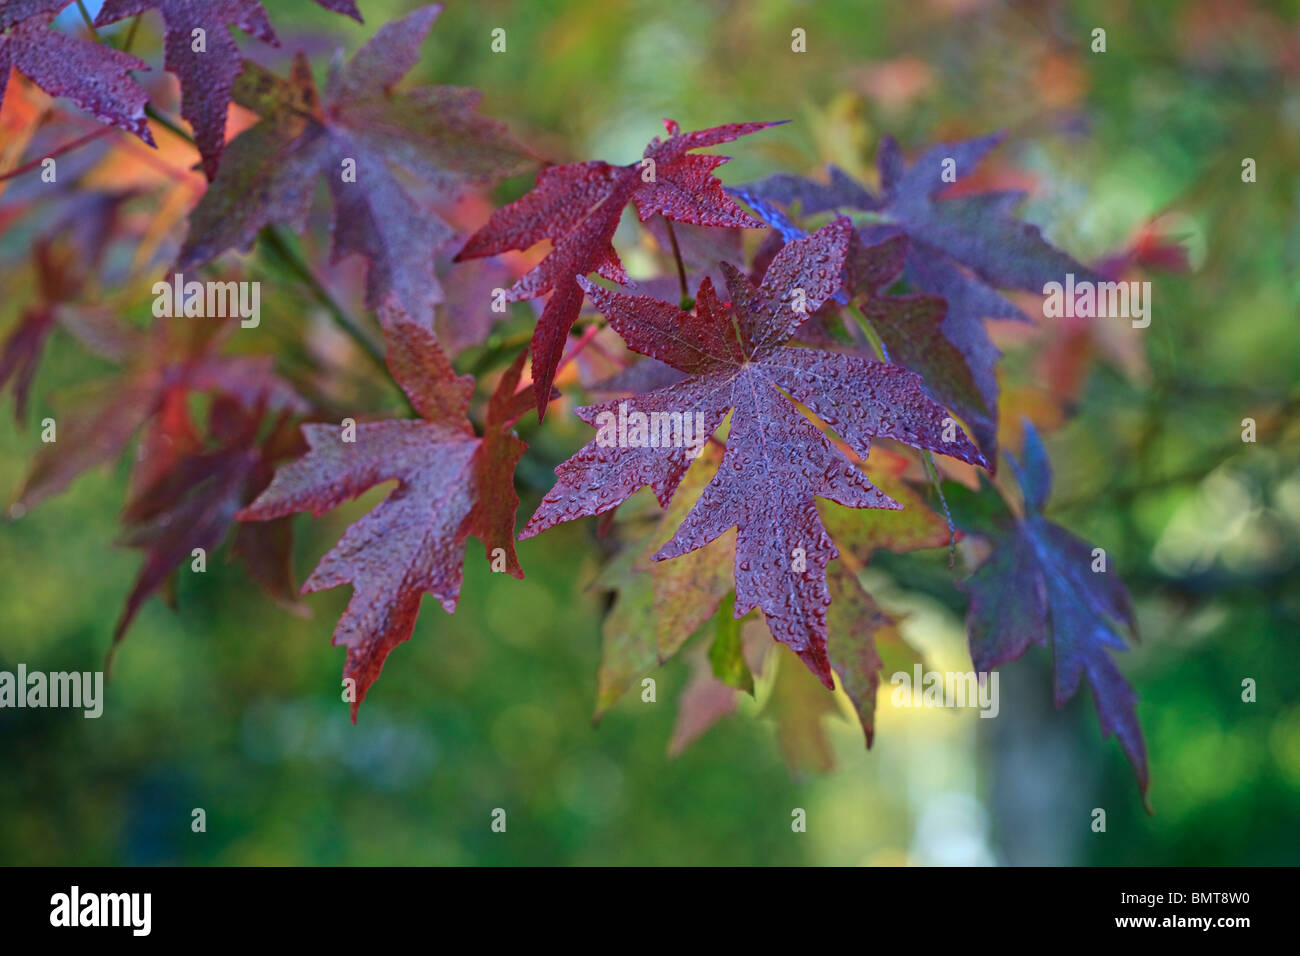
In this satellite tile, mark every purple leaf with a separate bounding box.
[0,3,154,145]
[737,133,1098,461]
[176,4,532,330]
[958,421,1148,796]
[520,220,985,687]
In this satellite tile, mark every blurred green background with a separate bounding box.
[2,0,1298,865]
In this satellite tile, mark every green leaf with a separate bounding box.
[707,592,753,695]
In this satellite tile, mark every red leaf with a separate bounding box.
[113,400,304,646]
[0,304,56,423]
[455,118,777,416]
[521,220,986,687]
[11,318,305,514]
[236,302,533,718]
[0,194,134,424]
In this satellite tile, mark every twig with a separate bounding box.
[0,128,115,183]
[259,227,382,365]
[1052,396,1300,513]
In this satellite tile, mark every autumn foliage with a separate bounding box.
[0,1,1164,797]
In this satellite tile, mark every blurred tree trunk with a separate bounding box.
[983,654,1099,865]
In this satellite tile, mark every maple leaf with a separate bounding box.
[825,560,895,749]
[0,0,154,145]
[872,133,1091,290]
[589,524,660,721]
[950,421,1148,796]
[592,438,914,760]
[667,613,769,758]
[1094,220,1191,280]
[667,557,907,763]
[0,191,133,424]
[454,117,777,416]
[236,304,536,718]
[0,239,69,425]
[707,593,753,694]
[648,464,734,663]
[819,446,950,562]
[654,561,916,765]
[93,0,365,180]
[0,301,55,423]
[758,579,914,772]
[520,219,986,687]
[113,397,306,646]
[669,649,741,757]
[431,242,516,357]
[177,4,532,329]
[764,643,839,774]
[10,319,305,515]
[732,189,998,453]
[311,0,363,20]
[736,133,1095,459]
[589,444,735,721]
[94,1,278,181]
[849,232,998,452]
[588,356,686,398]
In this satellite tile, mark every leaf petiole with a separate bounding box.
[661,216,691,307]
[844,300,886,361]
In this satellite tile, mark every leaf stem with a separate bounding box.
[260,228,383,367]
[848,211,892,228]
[145,105,193,143]
[466,329,531,376]
[844,301,886,361]
[662,217,691,308]
[74,0,96,33]
[921,450,956,569]
[257,227,416,415]
[554,323,602,379]
[122,12,143,53]
[464,314,604,378]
